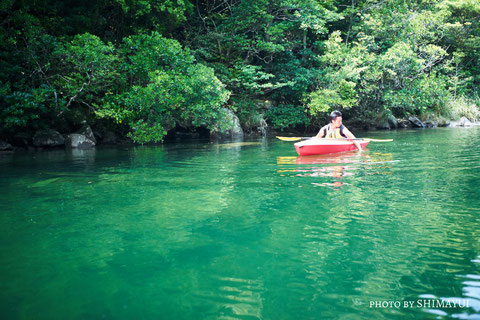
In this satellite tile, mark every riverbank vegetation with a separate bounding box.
[1,0,480,144]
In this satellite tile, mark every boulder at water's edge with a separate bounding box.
[33,129,65,147]
[0,141,13,151]
[65,134,96,149]
[408,116,425,128]
[211,108,244,139]
[77,124,97,144]
[458,116,473,127]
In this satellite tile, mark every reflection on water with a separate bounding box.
[422,255,480,319]
[277,151,394,190]
[1,128,480,319]
[201,276,265,319]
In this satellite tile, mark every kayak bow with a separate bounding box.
[294,139,370,156]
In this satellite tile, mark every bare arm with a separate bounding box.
[342,127,356,139]
[315,126,326,139]
[343,126,362,151]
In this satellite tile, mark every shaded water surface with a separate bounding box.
[1,128,479,319]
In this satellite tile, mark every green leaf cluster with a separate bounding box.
[96,32,230,143]
[3,0,480,140]
[266,104,308,130]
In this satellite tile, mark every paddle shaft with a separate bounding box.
[276,136,393,142]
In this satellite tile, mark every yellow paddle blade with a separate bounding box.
[276,136,303,141]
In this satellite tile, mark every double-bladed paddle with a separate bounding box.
[276,136,393,142]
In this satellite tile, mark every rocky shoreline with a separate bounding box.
[0,116,477,153]
[0,123,117,153]
[358,115,477,130]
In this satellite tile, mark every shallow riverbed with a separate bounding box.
[1,127,479,319]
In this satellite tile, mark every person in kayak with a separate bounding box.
[315,110,362,151]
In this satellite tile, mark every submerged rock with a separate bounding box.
[65,133,95,149]
[33,129,65,147]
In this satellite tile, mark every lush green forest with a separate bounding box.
[1,0,480,144]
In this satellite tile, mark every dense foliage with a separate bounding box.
[1,0,479,142]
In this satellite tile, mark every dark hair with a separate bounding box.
[329,110,342,122]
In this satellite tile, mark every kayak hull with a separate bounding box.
[294,139,369,156]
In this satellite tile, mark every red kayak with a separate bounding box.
[294,139,369,156]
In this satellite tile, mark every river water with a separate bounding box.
[0,127,479,319]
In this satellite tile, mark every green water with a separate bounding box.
[1,128,480,319]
